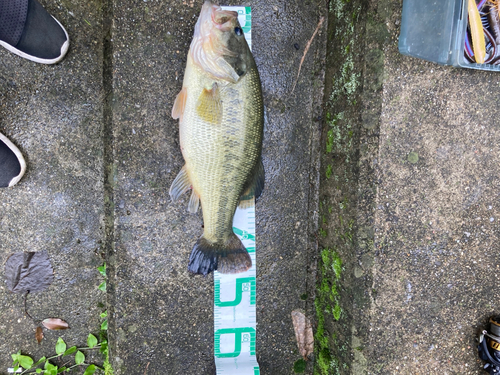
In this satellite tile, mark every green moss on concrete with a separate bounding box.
[314,249,343,375]
[407,151,419,164]
[294,358,307,373]
[325,164,333,179]
[315,0,368,373]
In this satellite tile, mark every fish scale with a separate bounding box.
[182,65,262,241]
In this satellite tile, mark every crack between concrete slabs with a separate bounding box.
[102,0,116,366]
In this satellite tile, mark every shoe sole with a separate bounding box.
[0,16,69,64]
[0,133,27,187]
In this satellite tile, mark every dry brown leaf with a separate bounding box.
[5,251,54,293]
[42,318,69,330]
[35,326,44,344]
[291,309,314,360]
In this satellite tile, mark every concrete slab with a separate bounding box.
[109,0,325,373]
[4,0,500,373]
[367,37,500,375]
[317,0,500,374]
[0,0,105,370]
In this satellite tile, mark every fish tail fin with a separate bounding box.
[188,234,252,276]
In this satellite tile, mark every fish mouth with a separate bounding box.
[212,7,238,32]
[196,1,238,35]
[190,1,242,83]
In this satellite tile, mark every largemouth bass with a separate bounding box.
[170,1,264,276]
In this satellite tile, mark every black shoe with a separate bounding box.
[0,132,26,187]
[0,0,69,64]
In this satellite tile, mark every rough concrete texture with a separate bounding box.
[0,0,328,372]
[317,0,500,374]
[0,0,106,370]
[108,0,325,373]
[368,17,500,375]
[7,0,496,374]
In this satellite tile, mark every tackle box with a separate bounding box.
[398,0,500,71]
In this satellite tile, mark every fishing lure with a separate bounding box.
[469,0,487,63]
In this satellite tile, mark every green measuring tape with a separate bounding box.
[213,7,259,374]
[214,202,260,374]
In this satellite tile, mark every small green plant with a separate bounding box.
[9,264,113,375]
[97,263,107,292]
[11,334,103,374]
[97,264,113,375]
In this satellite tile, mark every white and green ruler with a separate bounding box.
[214,7,259,375]
[214,203,259,374]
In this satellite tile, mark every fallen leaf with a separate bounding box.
[291,309,314,360]
[35,326,44,344]
[4,251,54,293]
[42,318,69,330]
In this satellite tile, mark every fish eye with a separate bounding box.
[234,27,243,36]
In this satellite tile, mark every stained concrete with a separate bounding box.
[109,0,324,373]
[4,0,495,374]
[367,30,500,375]
[1,0,326,374]
[0,0,105,370]
[318,0,500,374]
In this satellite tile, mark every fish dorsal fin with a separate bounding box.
[239,158,265,208]
[172,87,187,120]
[196,83,223,124]
[169,165,191,201]
[188,189,200,213]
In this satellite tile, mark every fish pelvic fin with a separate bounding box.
[188,189,200,213]
[239,158,265,208]
[188,233,252,276]
[169,165,191,201]
[196,82,223,124]
[172,87,187,120]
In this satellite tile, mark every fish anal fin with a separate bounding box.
[188,234,251,276]
[196,83,223,124]
[172,87,187,120]
[188,189,200,213]
[239,158,265,208]
[169,165,191,201]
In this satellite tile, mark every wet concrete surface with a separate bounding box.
[1,0,325,374]
[5,0,497,374]
[367,45,500,374]
[318,0,500,374]
[109,0,324,373]
[0,0,105,370]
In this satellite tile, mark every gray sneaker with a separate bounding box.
[0,0,69,64]
[0,132,26,187]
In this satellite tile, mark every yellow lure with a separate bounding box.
[469,0,486,64]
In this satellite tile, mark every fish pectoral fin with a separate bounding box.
[188,189,200,213]
[172,87,187,120]
[169,165,191,201]
[239,158,265,208]
[196,83,223,124]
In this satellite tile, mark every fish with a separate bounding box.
[169,1,264,276]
